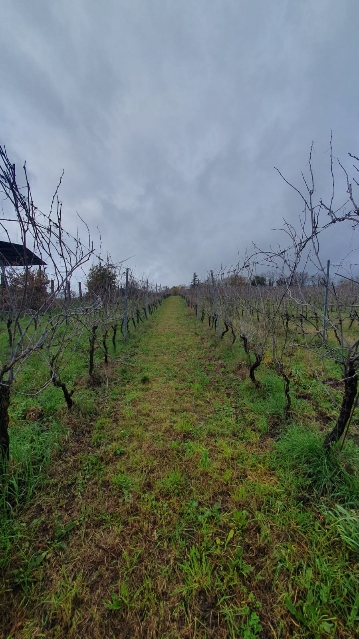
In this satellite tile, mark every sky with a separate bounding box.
[1,0,359,288]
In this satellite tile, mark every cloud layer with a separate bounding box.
[1,0,358,286]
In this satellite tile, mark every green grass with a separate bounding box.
[275,424,359,505]
[0,296,358,638]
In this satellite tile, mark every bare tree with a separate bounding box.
[264,139,359,449]
[0,145,94,468]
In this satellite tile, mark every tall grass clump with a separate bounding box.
[325,504,359,555]
[274,424,359,506]
[1,417,66,517]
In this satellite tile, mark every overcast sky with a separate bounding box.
[1,0,359,287]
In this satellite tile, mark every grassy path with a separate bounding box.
[1,297,358,638]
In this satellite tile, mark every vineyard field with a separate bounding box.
[1,296,359,638]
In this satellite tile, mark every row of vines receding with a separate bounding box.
[0,144,168,484]
[181,142,359,452]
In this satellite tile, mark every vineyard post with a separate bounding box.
[322,259,330,341]
[146,279,149,317]
[196,279,199,319]
[210,270,221,336]
[123,267,129,340]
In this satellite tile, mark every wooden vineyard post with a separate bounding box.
[146,279,149,318]
[322,259,330,342]
[123,267,129,340]
[210,270,221,336]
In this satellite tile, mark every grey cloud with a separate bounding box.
[1,0,359,286]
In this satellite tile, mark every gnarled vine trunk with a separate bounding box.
[249,353,262,386]
[89,325,98,377]
[324,359,357,450]
[0,383,11,469]
[51,373,74,410]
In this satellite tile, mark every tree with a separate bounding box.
[5,268,49,312]
[0,144,94,469]
[86,260,117,303]
[251,274,266,286]
[225,273,247,287]
[190,272,199,288]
